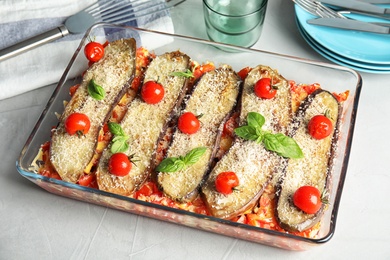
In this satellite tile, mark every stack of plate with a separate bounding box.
[295,4,390,73]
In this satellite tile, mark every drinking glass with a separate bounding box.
[203,0,268,47]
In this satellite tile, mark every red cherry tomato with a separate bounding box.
[307,115,333,140]
[254,78,277,99]
[215,171,239,195]
[141,81,165,104]
[84,41,105,62]
[108,153,132,177]
[178,112,201,134]
[64,113,91,136]
[293,186,322,214]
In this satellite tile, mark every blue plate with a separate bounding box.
[296,18,390,74]
[295,4,390,65]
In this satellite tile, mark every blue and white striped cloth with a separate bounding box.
[0,0,173,100]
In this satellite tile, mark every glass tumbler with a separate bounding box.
[203,0,268,48]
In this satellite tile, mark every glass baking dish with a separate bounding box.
[16,23,362,251]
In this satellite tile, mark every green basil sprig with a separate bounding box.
[108,122,129,153]
[234,112,303,159]
[170,69,194,78]
[88,79,106,101]
[156,147,207,173]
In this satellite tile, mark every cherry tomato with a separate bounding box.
[108,153,132,177]
[307,115,333,140]
[254,78,278,99]
[293,186,322,214]
[64,113,91,136]
[215,171,239,195]
[178,112,201,134]
[84,41,105,62]
[141,81,164,104]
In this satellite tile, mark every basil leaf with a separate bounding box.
[156,147,207,173]
[255,127,265,143]
[235,112,303,159]
[156,157,186,172]
[234,125,259,141]
[110,139,129,154]
[88,79,106,101]
[108,122,126,136]
[247,112,265,129]
[112,135,123,143]
[170,69,194,78]
[108,122,129,153]
[183,147,207,165]
[263,133,304,159]
[112,135,128,144]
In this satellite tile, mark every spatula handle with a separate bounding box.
[0,25,69,62]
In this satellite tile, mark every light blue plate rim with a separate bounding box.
[295,4,390,65]
[296,18,390,70]
[296,19,390,74]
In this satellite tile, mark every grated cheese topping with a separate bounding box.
[202,65,292,219]
[276,90,339,232]
[203,139,280,217]
[158,67,241,202]
[240,66,292,132]
[96,52,190,195]
[50,39,136,183]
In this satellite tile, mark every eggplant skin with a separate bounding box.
[50,38,137,183]
[156,67,241,203]
[274,89,341,232]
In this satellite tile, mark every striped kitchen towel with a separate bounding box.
[0,0,173,100]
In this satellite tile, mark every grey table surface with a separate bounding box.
[1,0,389,259]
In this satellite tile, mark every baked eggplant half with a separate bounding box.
[96,51,191,196]
[275,89,341,232]
[201,65,292,219]
[50,38,136,183]
[156,66,241,202]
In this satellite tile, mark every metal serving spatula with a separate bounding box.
[0,0,185,62]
